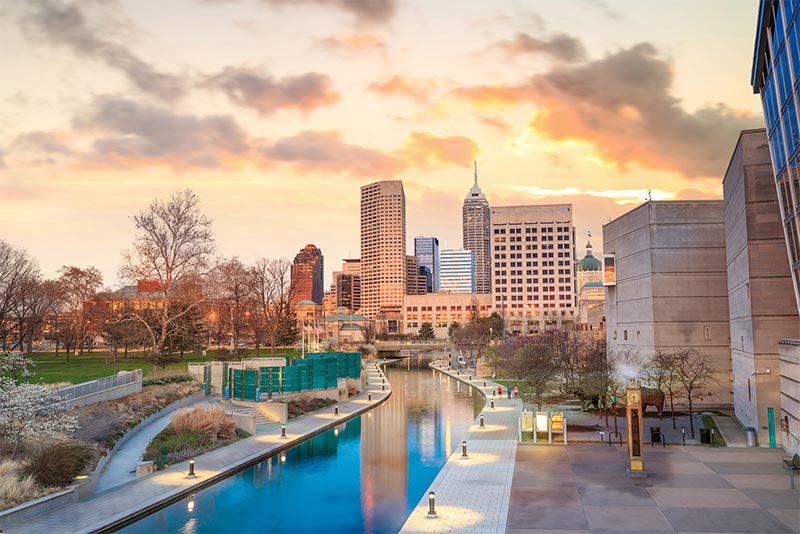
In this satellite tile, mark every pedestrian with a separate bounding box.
[513,386,519,398]
[507,386,511,399]
[497,385,502,395]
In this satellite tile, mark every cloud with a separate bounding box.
[368,75,437,103]
[10,131,74,163]
[512,185,677,205]
[398,132,479,168]
[264,0,397,24]
[479,115,512,132]
[20,0,186,102]
[74,97,251,170]
[261,130,404,177]
[455,43,761,177]
[317,32,386,54]
[203,66,340,115]
[496,32,587,62]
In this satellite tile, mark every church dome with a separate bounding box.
[577,240,602,272]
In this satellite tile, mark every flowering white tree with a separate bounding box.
[0,351,35,381]
[0,378,77,455]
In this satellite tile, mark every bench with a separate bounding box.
[783,453,800,489]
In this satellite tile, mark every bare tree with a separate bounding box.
[0,241,39,352]
[647,351,682,428]
[119,190,215,372]
[14,278,62,355]
[57,266,103,360]
[499,339,560,411]
[251,258,296,357]
[215,258,255,357]
[673,348,717,439]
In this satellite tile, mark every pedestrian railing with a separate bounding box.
[54,369,143,401]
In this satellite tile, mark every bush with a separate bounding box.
[170,407,236,442]
[287,397,337,419]
[25,442,92,487]
[0,459,45,512]
[142,375,195,387]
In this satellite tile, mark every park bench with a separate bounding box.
[783,453,800,489]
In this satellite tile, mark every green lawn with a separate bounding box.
[22,348,303,385]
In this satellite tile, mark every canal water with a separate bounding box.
[120,356,483,533]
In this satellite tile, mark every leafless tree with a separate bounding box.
[14,278,62,355]
[119,189,215,372]
[359,321,376,345]
[214,258,255,357]
[57,266,103,360]
[672,348,717,439]
[499,339,560,411]
[0,241,39,352]
[251,258,296,357]
[647,351,682,429]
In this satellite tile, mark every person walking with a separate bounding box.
[513,386,519,398]
[507,386,511,399]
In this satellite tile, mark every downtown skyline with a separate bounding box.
[0,0,764,288]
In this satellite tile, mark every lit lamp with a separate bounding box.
[187,459,197,478]
[427,491,437,518]
[625,381,647,478]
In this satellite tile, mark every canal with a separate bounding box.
[120,356,483,533]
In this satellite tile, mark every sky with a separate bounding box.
[0,0,765,289]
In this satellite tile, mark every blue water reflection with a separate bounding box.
[121,357,482,533]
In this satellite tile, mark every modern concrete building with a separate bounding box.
[603,201,732,407]
[751,3,800,455]
[439,249,474,294]
[414,236,439,292]
[360,181,406,318]
[463,162,491,294]
[724,129,799,447]
[491,204,576,335]
[330,259,361,313]
[403,292,493,338]
[291,244,324,305]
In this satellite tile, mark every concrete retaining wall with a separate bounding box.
[231,414,257,435]
[59,381,143,410]
[0,489,76,530]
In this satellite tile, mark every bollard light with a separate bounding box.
[493,389,496,397]
[681,427,686,446]
[599,431,605,443]
[483,381,487,387]
[335,404,340,416]
[480,414,485,428]
[469,375,472,381]
[461,440,468,458]
[187,495,195,512]
[382,378,385,384]
[427,491,437,518]
[711,428,715,448]
[368,392,372,401]
[490,399,495,409]
[187,459,196,478]
[280,424,287,439]
[382,384,385,390]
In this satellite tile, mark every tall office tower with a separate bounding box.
[291,244,324,305]
[439,249,474,293]
[463,162,491,294]
[360,181,406,318]
[752,0,800,313]
[331,259,361,312]
[413,236,439,292]
[491,204,575,335]
[405,256,427,295]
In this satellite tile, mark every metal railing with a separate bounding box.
[54,369,143,401]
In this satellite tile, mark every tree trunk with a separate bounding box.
[669,394,676,429]
[688,394,695,439]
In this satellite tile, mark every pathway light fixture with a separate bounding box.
[280,424,287,439]
[334,404,340,416]
[427,491,437,518]
[461,440,468,458]
[480,414,485,428]
[187,459,196,478]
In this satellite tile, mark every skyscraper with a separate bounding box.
[463,162,491,294]
[331,259,361,312]
[413,236,439,292]
[491,204,575,335]
[360,181,406,318]
[439,249,474,293]
[291,244,324,305]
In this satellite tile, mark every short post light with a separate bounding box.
[280,424,287,439]
[490,399,495,409]
[483,381,487,387]
[461,440,468,459]
[382,384,385,391]
[334,404,340,416]
[710,428,715,448]
[368,392,372,401]
[427,491,437,518]
[480,414,485,428]
[187,459,197,478]
[681,427,686,446]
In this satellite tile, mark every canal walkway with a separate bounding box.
[401,364,523,534]
[4,361,392,534]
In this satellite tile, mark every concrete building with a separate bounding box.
[404,293,493,338]
[491,204,576,335]
[576,240,605,331]
[752,0,800,455]
[330,259,361,313]
[360,181,406,318]
[604,201,732,407]
[463,162,491,294]
[439,249,474,294]
[291,244,324,305]
[724,129,799,448]
[405,255,427,295]
[414,236,439,292]
[324,312,372,345]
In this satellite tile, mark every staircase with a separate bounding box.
[209,399,275,425]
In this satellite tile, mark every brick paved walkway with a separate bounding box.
[401,364,522,534]
[3,361,391,534]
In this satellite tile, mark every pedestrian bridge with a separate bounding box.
[375,340,450,356]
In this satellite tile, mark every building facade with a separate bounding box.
[604,201,732,407]
[491,204,576,335]
[439,249,474,294]
[291,244,324,305]
[414,236,439,292]
[405,255,427,295]
[463,162,491,294]
[360,181,406,318]
[724,128,799,447]
[576,240,604,331]
[331,258,361,313]
[403,293,493,338]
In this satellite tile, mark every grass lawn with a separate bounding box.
[22,348,303,385]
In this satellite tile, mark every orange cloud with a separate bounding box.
[479,115,512,132]
[397,132,479,168]
[368,75,437,103]
[451,84,533,108]
[318,32,386,54]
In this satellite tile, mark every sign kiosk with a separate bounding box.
[625,381,647,478]
[522,411,567,444]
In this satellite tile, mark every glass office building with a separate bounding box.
[413,236,439,292]
[752,0,800,312]
[439,249,475,294]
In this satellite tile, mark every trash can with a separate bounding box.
[699,428,711,444]
[745,427,759,447]
[650,427,662,443]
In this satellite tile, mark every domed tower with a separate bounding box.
[576,240,602,290]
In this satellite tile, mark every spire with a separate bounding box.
[473,160,478,187]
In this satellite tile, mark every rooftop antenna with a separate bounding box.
[473,160,478,186]
[646,189,652,202]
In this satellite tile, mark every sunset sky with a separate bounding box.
[0,0,764,288]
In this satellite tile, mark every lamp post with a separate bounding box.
[427,491,437,518]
